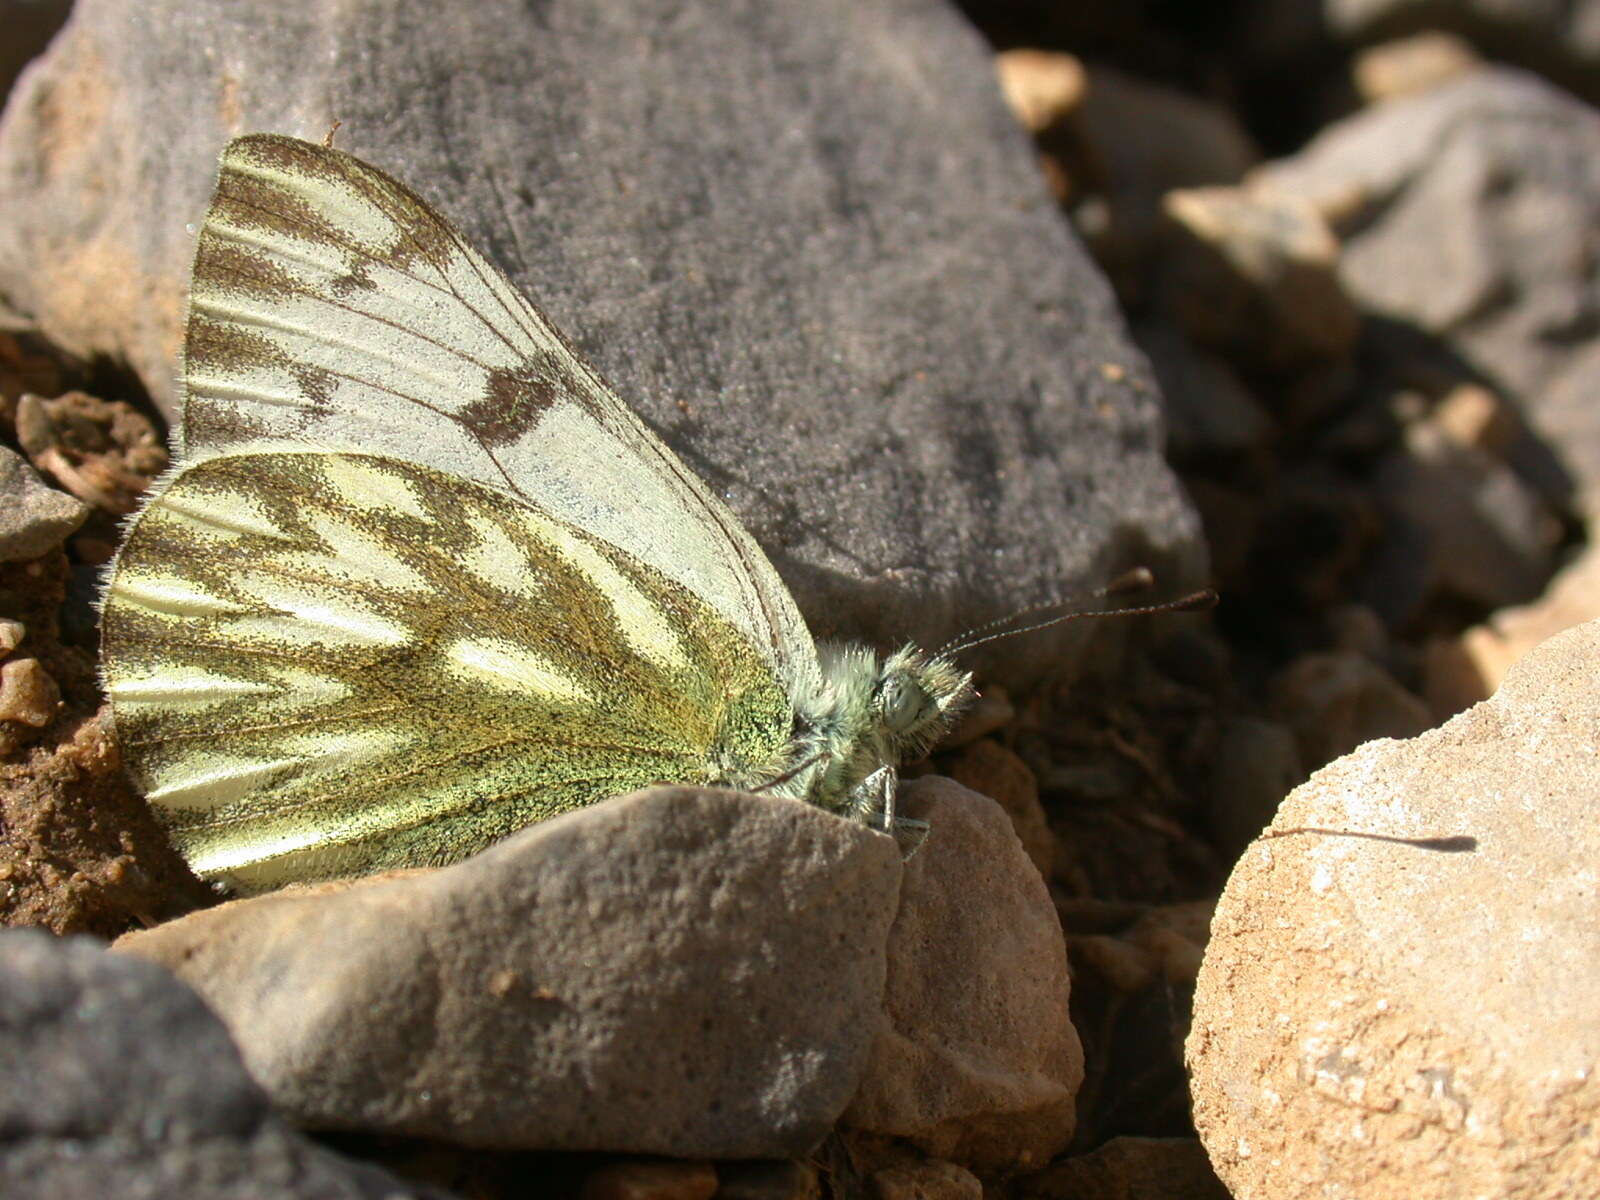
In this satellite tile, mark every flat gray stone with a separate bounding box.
[0,444,88,561]
[115,787,903,1158]
[0,0,1202,682]
[0,929,453,1200]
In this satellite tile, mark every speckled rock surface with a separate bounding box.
[1189,619,1600,1199]
[842,777,1083,1172]
[116,787,902,1158]
[0,0,1203,684]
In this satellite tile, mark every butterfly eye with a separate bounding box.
[880,674,934,734]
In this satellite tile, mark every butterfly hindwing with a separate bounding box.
[101,450,793,893]
[182,134,818,700]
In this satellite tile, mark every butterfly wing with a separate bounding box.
[102,450,793,894]
[180,134,818,702]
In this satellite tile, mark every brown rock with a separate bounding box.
[115,787,901,1158]
[0,657,58,728]
[943,738,1054,877]
[1015,1137,1229,1200]
[15,390,166,515]
[870,1158,982,1200]
[1190,619,1600,1199]
[581,1160,717,1200]
[0,709,209,934]
[715,1159,819,1200]
[1270,650,1433,772]
[842,777,1082,1172]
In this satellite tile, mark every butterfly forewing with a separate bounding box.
[102,450,792,893]
[182,134,817,699]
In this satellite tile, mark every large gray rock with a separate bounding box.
[1255,68,1600,522]
[0,929,454,1200]
[115,787,904,1159]
[1189,618,1600,1199]
[0,0,1202,679]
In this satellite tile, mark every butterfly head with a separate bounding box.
[873,646,975,759]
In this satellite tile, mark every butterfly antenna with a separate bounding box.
[934,568,1156,657]
[939,572,1215,659]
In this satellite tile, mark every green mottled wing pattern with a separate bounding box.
[102,450,791,894]
[180,134,817,700]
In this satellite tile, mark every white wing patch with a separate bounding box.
[443,635,593,703]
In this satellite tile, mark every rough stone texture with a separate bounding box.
[0,0,1203,681]
[0,444,88,562]
[1255,68,1600,523]
[115,787,902,1158]
[0,929,455,1200]
[1189,619,1600,1199]
[1015,1137,1230,1200]
[841,777,1082,1173]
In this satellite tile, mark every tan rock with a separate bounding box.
[1189,619,1600,1199]
[1353,33,1482,103]
[115,787,902,1158]
[0,657,58,729]
[995,50,1086,135]
[842,777,1082,1172]
[943,738,1053,877]
[1425,541,1600,715]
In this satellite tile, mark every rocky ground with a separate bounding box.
[2,2,1598,1198]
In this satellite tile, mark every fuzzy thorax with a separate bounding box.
[780,641,975,819]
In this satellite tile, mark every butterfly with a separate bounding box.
[98,134,976,895]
